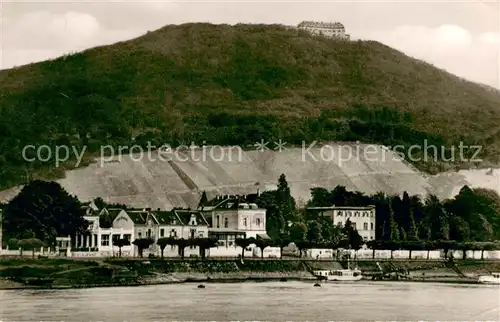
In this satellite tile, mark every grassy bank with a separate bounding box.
[0,258,308,289]
[0,258,497,289]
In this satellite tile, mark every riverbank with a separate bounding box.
[0,258,497,290]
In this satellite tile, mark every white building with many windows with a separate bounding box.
[297,21,350,40]
[307,205,376,241]
[200,196,269,247]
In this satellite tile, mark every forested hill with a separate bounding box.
[1,23,500,189]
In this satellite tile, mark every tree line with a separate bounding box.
[251,174,500,255]
[2,176,500,258]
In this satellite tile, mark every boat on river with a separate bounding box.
[312,256,362,282]
[312,268,363,281]
[478,272,500,284]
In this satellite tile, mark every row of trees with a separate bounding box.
[2,175,500,258]
[131,235,500,261]
[250,174,365,250]
[251,174,500,247]
[5,238,45,258]
[307,185,500,243]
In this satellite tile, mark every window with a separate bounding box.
[352,222,357,230]
[363,223,368,230]
[112,234,120,244]
[170,229,177,237]
[338,211,343,217]
[216,215,220,228]
[160,229,165,237]
[243,218,247,227]
[355,211,360,217]
[199,232,204,238]
[224,218,228,228]
[256,218,261,226]
[147,229,152,238]
[370,223,374,230]
[337,222,342,227]
[138,232,142,238]
[93,234,98,247]
[190,229,196,249]
[101,235,110,246]
[123,234,131,241]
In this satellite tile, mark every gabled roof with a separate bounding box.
[204,197,262,211]
[107,208,124,219]
[99,208,124,228]
[199,193,264,211]
[154,210,182,226]
[126,212,146,225]
[174,209,209,226]
[126,210,159,225]
[81,201,99,211]
[202,213,213,227]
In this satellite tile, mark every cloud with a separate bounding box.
[480,32,500,46]
[4,11,101,50]
[362,24,500,87]
[1,10,144,69]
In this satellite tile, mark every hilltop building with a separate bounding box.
[306,205,376,241]
[297,21,350,40]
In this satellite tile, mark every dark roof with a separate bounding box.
[99,208,124,228]
[107,209,123,219]
[202,212,213,227]
[154,211,182,225]
[204,197,262,210]
[126,210,159,225]
[127,212,146,225]
[174,209,209,226]
[128,207,152,212]
[81,203,98,216]
[201,193,259,208]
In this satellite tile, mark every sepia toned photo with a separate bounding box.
[0,1,499,321]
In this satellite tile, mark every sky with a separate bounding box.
[1,0,500,88]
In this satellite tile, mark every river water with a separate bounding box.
[1,281,499,321]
